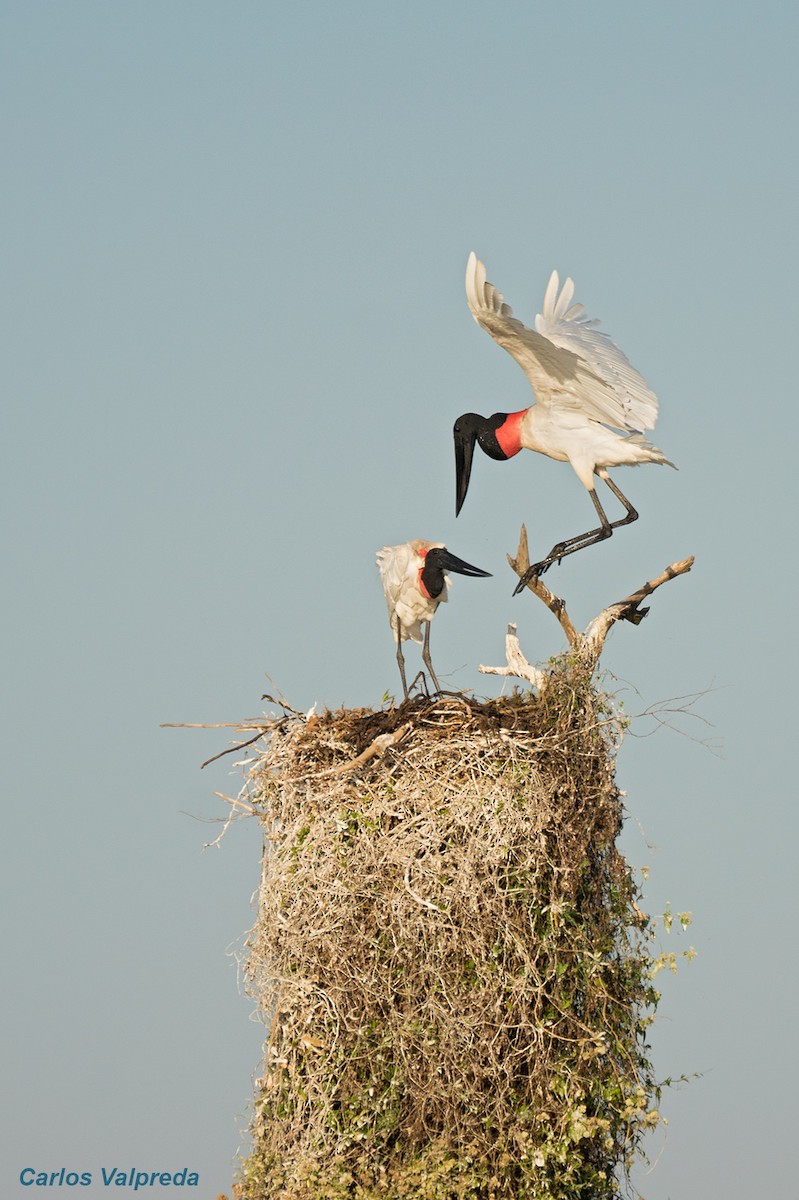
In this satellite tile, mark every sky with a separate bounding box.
[2,3,797,1197]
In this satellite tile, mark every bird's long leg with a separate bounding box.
[421,620,443,694]
[513,490,611,592]
[601,472,638,528]
[547,478,639,557]
[513,475,639,594]
[395,620,409,699]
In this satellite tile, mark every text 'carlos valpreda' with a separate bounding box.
[19,1167,200,1190]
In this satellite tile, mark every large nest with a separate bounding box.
[235,678,662,1200]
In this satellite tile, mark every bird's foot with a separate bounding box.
[513,559,552,595]
[405,670,430,699]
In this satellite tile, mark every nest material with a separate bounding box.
[235,680,660,1200]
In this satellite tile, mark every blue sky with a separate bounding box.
[2,4,797,1197]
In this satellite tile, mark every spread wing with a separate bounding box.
[465,252,659,432]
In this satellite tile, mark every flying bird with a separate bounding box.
[455,252,675,593]
[377,540,491,698]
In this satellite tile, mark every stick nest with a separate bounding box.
[235,677,662,1200]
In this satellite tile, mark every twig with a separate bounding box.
[403,861,442,913]
[201,727,276,770]
[261,674,307,717]
[161,721,274,729]
[213,790,261,817]
[201,790,262,851]
[161,715,290,769]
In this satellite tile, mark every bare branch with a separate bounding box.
[213,790,261,816]
[330,723,412,776]
[483,528,696,684]
[200,728,275,770]
[161,720,274,729]
[161,715,290,769]
[507,524,580,646]
[260,674,307,717]
[479,624,549,689]
[583,555,695,656]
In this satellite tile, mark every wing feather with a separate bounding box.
[376,544,411,616]
[376,543,429,642]
[465,253,659,432]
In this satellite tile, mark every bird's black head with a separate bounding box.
[421,546,492,599]
[453,412,511,516]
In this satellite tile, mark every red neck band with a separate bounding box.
[495,410,525,458]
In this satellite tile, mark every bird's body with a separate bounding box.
[376,539,491,697]
[377,539,448,644]
[515,404,668,492]
[455,253,674,590]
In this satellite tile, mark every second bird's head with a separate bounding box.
[453,411,524,516]
[416,542,492,600]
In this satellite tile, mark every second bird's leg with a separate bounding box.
[395,621,410,699]
[513,477,639,594]
[421,621,444,694]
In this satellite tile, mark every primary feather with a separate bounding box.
[465,251,658,433]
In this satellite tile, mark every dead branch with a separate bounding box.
[161,720,273,729]
[213,790,261,817]
[583,555,695,656]
[330,723,412,776]
[478,624,549,689]
[482,525,696,685]
[161,716,291,769]
[261,691,306,717]
[200,727,278,770]
[201,791,259,851]
[507,525,580,645]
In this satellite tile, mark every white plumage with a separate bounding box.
[376,539,491,698]
[377,540,447,644]
[456,253,675,590]
[465,252,660,439]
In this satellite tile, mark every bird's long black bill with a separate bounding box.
[454,428,476,517]
[437,548,492,578]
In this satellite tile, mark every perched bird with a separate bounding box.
[455,252,675,592]
[376,540,491,698]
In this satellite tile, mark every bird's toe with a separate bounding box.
[513,562,546,595]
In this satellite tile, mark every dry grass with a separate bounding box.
[234,674,662,1199]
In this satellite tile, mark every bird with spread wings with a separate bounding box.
[454,253,674,592]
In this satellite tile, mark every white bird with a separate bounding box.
[455,252,675,592]
[376,539,491,698]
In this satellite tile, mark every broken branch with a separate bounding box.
[483,526,696,685]
[508,525,580,646]
[330,723,412,776]
[479,624,549,689]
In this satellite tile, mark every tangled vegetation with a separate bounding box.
[231,673,681,1199]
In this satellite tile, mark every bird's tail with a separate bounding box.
[625,432,677,469]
